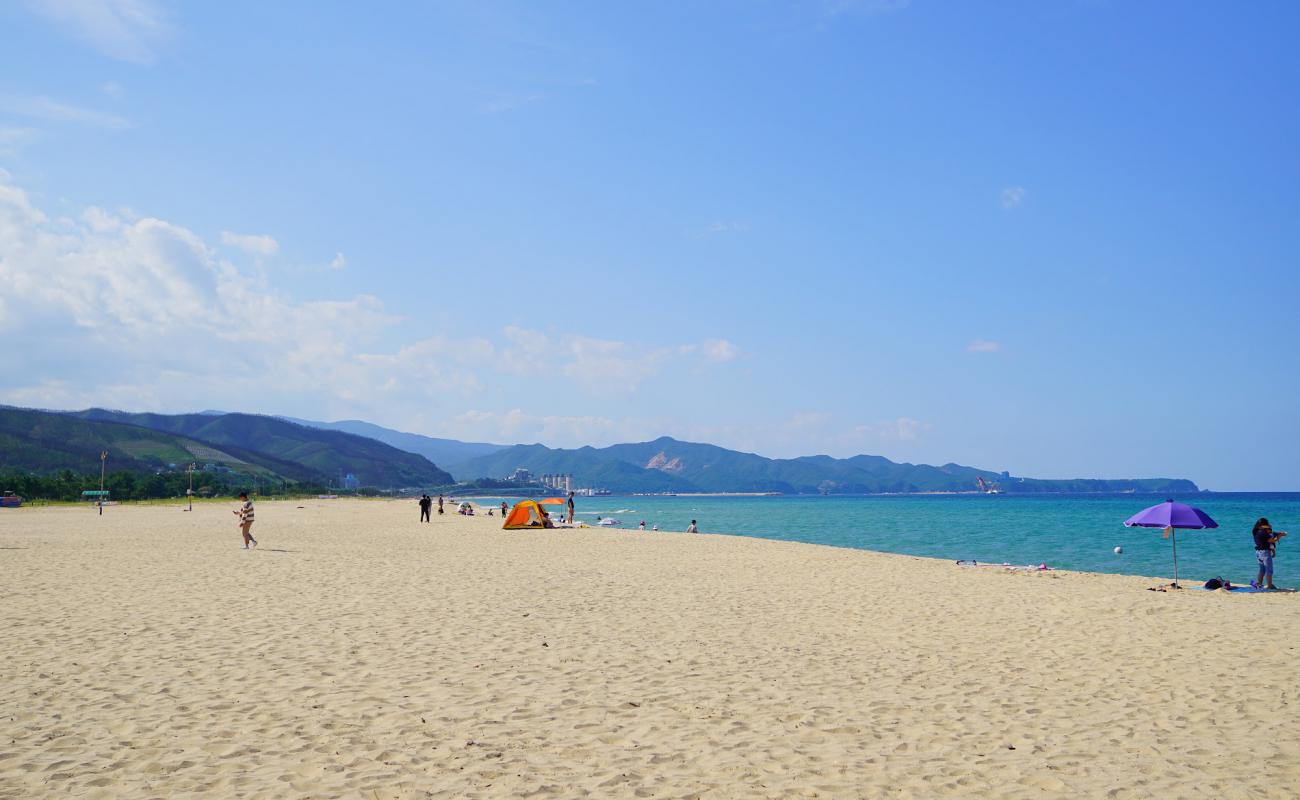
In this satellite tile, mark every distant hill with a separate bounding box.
[278,416,505,476]
[456,436,1200,495]
[66,409,452,488]
[0,406,308,480]
[456,443,699,493]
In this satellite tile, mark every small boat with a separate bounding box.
[1,492,24,508]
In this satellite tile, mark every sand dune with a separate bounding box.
[2,499,1297,798]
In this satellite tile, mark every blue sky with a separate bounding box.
[1,0,1297,490]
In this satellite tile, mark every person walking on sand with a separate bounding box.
[501,501,508,518]
[419,494,432,523]
[233,491,257,549]
[686,519,698,533]
[437,494,445,515]
[1252,517,1287,590]
[566,491,575,524]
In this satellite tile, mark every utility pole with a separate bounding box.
[187,462,195,512]
[99,451,107,516]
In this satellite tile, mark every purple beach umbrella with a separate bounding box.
[1124,500,1219,587]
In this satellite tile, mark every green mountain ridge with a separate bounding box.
[0,407,306,481]
[3,404,1200,495]
[64,409,453,488]
[453,436,1200,495]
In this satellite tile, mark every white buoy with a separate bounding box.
[1114,546,1123,555]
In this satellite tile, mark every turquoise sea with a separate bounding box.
[476,493,1300,589]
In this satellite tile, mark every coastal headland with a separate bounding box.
[2,500,1296,798]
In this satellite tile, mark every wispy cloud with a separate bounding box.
[475,91,547,115]
[0,126,37,157]
[0,95,131,130]
[220,231,279,256]
[693,221,751,239]
[329,252,347,270]
[101,81,125,100]
[25,0,173,65]
[1000,186,1027,209]
[679,338,742,363]
[967,339,1002,353]
[852,416,931,441]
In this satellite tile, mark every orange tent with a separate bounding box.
[503,499,561,530]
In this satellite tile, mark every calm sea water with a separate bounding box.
[474,493,1300,589]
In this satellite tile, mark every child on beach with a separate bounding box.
[686,520,698,533]
[233,492,257,549]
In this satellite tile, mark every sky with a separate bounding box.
[1,0,1297,490]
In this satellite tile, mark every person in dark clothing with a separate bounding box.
[566,491,575,524]
[437,494,444,514]
[419,494,432,523]
[1252,517,1287,590]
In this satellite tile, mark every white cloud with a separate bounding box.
[700,338,741,363]
[967,339,1001,353]
[0,175,748,439]
[102,81,125,99]
[0,174,394,412]
[25,0,173,65]
[220,230,279,256]
[0,95,131,130]
[1000,186,1027,209]
[329,252,347,270]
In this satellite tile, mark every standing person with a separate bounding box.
[233,491,257,549]
[1252,518,1287,590]
[437,494,444,515]
[566,491,575,524]
[501,501,509,518]
[419,494,432,523]
[686,519,698,533]
[639,520,646,531]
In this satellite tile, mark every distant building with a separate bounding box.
[342,473,360,490]
[540,473,573,492]
[508,467,533,483]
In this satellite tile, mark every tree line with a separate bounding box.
[0,469,337,502]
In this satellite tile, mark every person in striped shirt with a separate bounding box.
[233,491,257,549]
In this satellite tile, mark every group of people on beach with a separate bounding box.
[231,494,1283,588]
[417,494,444,521]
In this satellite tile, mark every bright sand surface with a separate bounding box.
[2,500,1298,799]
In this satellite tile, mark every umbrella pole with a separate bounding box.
[1172,529,1179,588]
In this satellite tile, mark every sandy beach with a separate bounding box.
[1,499,1297,799]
